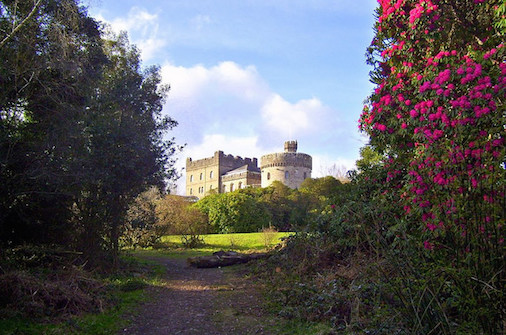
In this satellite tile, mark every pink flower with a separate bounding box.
[376,124,387,131]
[423,240,434,250]
[427,223,437,231]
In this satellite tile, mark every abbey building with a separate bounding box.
[185,141,312,198]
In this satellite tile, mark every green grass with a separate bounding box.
[162,231,292,251]
[132,231,292,259]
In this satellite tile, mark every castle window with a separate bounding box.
[189,188,193,195]
[267,172,271,180]
[190,175,193,182]
[200,173,203,180]
[210,185,213,190]
[238,182,242,189]
[304,172,307,179]
[230,183,234,191]
[285,171,289,179]
[210,171,214,179]
[222,185,226,192]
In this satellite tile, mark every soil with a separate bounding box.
[119,256,279,335]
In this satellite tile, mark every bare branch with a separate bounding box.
[0,0,42,50]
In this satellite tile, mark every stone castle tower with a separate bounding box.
[260,140,312,189]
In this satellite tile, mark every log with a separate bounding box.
[187,250,268,268]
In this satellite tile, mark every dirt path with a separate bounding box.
[119,256,278,335]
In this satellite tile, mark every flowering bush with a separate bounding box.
[360,0,504,332]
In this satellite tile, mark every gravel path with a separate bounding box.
[119,257,276,335]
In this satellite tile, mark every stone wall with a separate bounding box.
[186,151,259,198]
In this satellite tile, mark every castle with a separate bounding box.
[185,141,312,198]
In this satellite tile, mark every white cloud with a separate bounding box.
[260,94,330,138]
[162,61,268,102]
[161,61,335,145]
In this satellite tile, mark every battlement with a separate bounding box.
[260,152,312,169]
[186,151,259,173]
[186,151,221,170]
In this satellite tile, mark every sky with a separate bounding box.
[86,0,378,193]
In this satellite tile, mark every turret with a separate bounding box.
[284,140,298,153]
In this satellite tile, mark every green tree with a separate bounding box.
[193,190,271,233]
[73,31,178,266]
[355,145,383,172]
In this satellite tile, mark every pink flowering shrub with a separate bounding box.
[361,0,504,332]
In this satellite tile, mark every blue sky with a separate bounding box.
[87,0,378,192]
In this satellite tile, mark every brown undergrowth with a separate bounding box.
[0,245,111,320]
[253,234,400,334]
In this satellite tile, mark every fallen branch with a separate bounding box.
[187,250,269,268]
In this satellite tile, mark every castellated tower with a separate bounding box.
[260,140,312,189]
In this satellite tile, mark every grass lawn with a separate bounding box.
[163,231,292,251]
[132,231,293,259]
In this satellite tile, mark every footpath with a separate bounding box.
[119,256,278,335]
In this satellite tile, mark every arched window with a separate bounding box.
[222,185,226,193]
[189,188,193,195]
[238,182,242,189]
[190,175,193,182]
[285,171,289,179]
[267,172,271,180]
[210,171,214,179]
[200,173,203,180]
[303,172,307,179]
[230,183,234,191]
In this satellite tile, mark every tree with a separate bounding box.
[73,31,179,266]
[194,190,272,233]
[299,176,342,199]
[0,0,107,245]
[360,0,504,332]
[355,145,383,172]
[156,195,208,235]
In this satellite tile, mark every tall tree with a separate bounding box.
[74,31,179,266]
[0,0,106,244]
